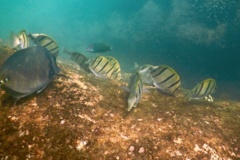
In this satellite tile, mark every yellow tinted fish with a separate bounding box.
[29,33,59,58]
[189,78,216,101]
[106,56,121,80]
[89,56,115,79]
[149,65,181,96]
[128,71,143,111]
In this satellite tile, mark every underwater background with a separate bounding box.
[0,0,239,100]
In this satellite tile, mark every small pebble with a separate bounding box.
[138,147,144,154]
[129,146,135,152]
[60,120,65,124]
[157,118,162,122]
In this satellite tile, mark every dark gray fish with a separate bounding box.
[0,46,60,100]
[86,43,112,53]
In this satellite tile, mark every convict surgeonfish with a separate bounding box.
[88,55,121,80]
[86,43,112,53]
[127,71,143,111]
[28,33,59,58]
[10,30,29,50]
[149,65,181,96]
[105,56,121,80]
[188,78,216,101]
[64,49,91,73]
[0,46,60,101]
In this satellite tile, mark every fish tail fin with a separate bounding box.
[177,87,191,100]
[62,47,71,55]
[134,62,139,69]
[129,62,139,71]
[10,32,20,49]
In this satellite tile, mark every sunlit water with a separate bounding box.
[0,0,239,101]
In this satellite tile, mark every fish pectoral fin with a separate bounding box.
[127,94,137,111]
[37,85,48,93]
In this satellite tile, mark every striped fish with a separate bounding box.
[88,56,121,80]
[11,30,29,50]
[149,65,181,96]
[65,50,90,73]
[28,33,59,58]
[88,56,115,79]
[189,78,216,101]
[105,56,121,80]
[127,71,143,111]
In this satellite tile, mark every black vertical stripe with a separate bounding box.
[158,73,175,85]
[193,82,204,98]
[168,79,180,89]
[172,85,180,95]
[21,33,25,48]
[151,67,167,78]
[92,57,103,70]
[49,46,58,52]
[106,65,114,75]
[80,57,87,66]
[106,62,116,77]
[114,68,120,79]
[98,61,110,73]
[209,80,216,94]
[37,36,46,42]
[23,32,27,47]
[43,40,54,48]
[129,73,138,88]
[203,81,211,96]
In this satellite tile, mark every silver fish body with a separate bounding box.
[189,78,216,101]
[29,33,59,58]
[127,71,143,111]
[11,30,29,50]
[0,46,60,99]
[149,65,181,96]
